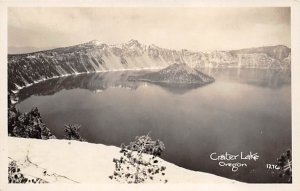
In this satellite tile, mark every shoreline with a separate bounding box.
[11,67,164,93]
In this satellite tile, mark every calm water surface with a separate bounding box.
[16,68,291,183]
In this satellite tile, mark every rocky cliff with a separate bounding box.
[8,40,290,92]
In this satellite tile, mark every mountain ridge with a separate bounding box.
[8,39,290,56]
[8,39,291,93]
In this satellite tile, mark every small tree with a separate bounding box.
[277,149,292,183]
[110,133,167,183]
[8,161,27,183]
[8,160,47,184]
[64,124,86,141]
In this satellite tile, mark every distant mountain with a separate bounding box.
[8,39,291,92]
[230,45,290,61]
[129,63,215,85]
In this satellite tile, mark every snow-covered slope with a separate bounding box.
[129,63,215,85]
[8,137,239,184]
[8,40,290,92]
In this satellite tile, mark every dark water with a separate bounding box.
[16,68,291,183]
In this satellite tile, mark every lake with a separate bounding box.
[16,68,291,183]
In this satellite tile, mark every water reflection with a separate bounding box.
[18,71,143,102]
[199,68,291,89]
[18,68,291,102]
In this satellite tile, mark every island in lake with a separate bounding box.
[128,63,215,87]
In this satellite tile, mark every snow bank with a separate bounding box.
[8,137,240,184]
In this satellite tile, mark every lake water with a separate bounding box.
[16,68,291,183]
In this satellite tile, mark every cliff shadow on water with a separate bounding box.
[15,68,291,102]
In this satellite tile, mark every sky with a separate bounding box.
[8,7,290,53]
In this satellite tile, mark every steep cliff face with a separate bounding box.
[230,45,291,61]
[8,40,291,92]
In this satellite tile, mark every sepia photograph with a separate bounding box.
[2,3,297,189]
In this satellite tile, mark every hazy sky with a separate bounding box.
[8,7,290,53]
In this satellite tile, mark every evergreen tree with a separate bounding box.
[64,124,86,141]
[110,133,167,183]
[277,149,292,183]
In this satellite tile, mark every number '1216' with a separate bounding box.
[266,164,280,170]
